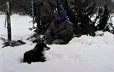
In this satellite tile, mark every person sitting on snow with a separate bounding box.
[44,10,73,44]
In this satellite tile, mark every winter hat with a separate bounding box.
[58,10,67,22]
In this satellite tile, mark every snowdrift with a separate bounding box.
[0,14,114,72]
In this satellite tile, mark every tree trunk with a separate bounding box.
[6,1,12,41]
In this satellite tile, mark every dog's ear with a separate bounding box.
[43,43,50,50]
[33,42,50,51]
[34,42,45,51]
[38,42,50,50]
[33,43,40,51]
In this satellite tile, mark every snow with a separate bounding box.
[0,14,33,40]
[0,14,114,72]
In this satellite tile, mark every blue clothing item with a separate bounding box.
[58,10,67,22]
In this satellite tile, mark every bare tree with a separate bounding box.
[6,1,12,41]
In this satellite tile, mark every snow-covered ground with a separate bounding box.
[0,14,114,72]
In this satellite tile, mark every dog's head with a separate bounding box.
[33,42,50,52]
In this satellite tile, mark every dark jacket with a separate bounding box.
[45,19,73,43]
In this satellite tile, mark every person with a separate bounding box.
[44,10,73,44]
[34,0,54,34]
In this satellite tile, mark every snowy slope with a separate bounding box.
[0,14,114,72]
[0,14,33,40]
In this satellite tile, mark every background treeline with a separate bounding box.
[0,0,114,13]
[0,0,114,37]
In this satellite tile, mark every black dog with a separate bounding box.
[23,42,50,64]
